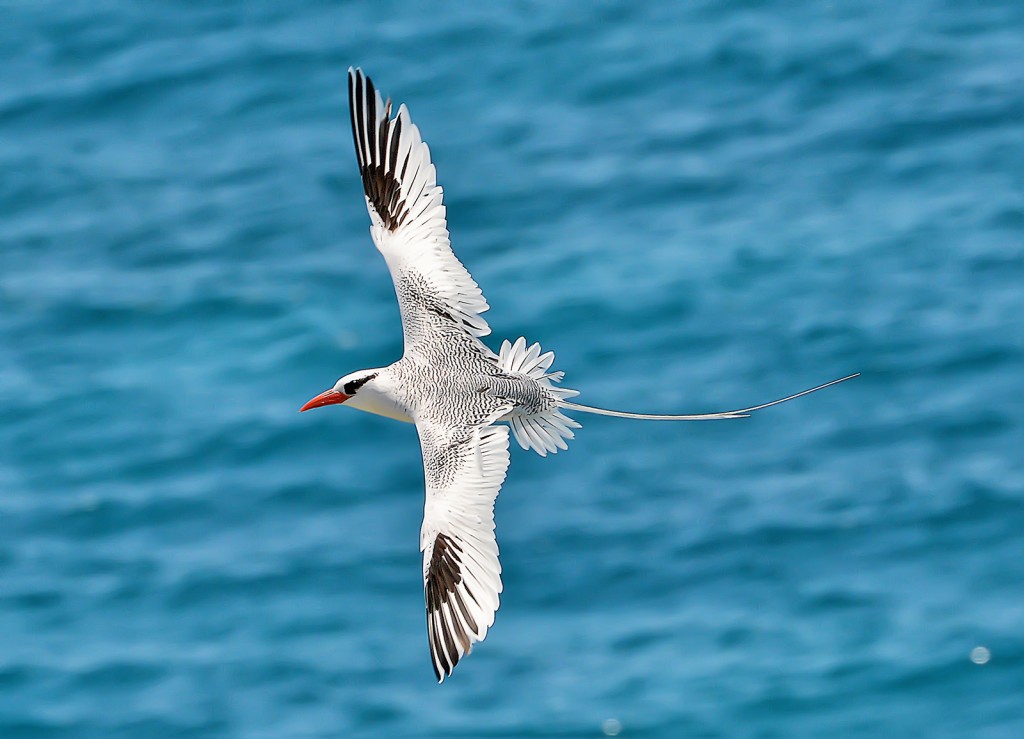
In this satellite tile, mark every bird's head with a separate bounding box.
[300,369,379,412]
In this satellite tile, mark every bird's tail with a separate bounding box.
[559,374,859,421]
[498,338,580,457]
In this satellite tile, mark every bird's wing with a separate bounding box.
[416,415,511,682]
[347,68,491,352]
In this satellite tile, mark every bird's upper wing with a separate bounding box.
[347,68,491,352]
[416,415,511,682]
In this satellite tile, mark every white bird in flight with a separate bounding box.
[301,68,858,682]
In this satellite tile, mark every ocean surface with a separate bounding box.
[2,2,1022,737]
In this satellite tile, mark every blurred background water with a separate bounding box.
[2,1,1023,737]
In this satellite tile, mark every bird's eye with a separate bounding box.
[342,372,377,396]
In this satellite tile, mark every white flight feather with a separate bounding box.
[417,417,510,682]
[349,68,491,349]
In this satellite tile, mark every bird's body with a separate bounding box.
[352,336,565,430]
[300,68,857,682]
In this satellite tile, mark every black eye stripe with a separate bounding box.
[343,373,377,395]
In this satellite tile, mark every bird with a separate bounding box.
[300,68,858,682]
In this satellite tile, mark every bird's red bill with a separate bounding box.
[300,389,349,412]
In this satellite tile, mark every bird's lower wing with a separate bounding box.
[347,68,491,349]
[416,418,511,682]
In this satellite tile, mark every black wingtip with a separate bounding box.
[347,69,411,232]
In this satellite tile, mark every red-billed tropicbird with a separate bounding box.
[300,68,858,682]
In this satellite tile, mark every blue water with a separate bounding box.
[2,2,1023,736]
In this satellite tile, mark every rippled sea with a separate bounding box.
[3,2,1023,737]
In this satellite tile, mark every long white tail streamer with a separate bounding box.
[560,373,860,421]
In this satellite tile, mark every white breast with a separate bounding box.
[346,383,415,423]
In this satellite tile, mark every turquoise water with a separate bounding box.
[2,2,1023,736]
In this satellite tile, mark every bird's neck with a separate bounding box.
[347,369,415,423]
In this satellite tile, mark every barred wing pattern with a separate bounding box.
[416,419,511,682]
[348,68,491,349]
